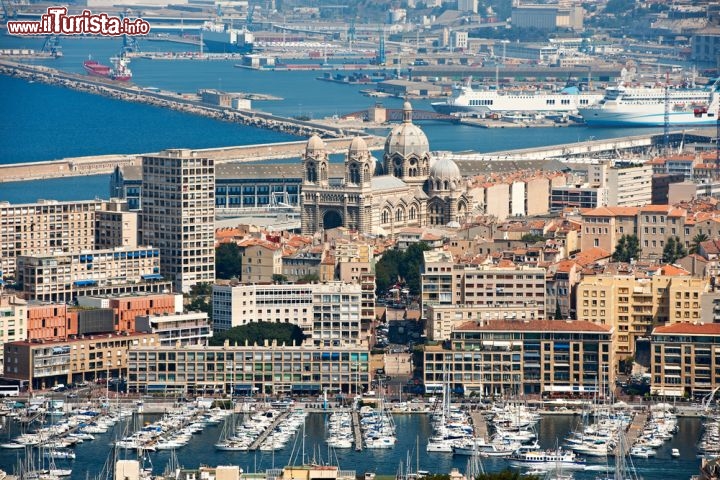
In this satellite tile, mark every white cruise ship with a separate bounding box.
[578,78,720,127]
[431,80,603,115]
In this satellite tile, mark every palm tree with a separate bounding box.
[690,233,709,254]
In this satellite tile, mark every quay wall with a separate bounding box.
[0,137,385,183]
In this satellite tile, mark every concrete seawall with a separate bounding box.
[0,137,385,183]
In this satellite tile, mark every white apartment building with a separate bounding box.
[588,162,653,207]
[135,311,212,346]
[141,149,215,293]
[16,246,166,303]
[212,282,366,347]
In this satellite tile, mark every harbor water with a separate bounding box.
[0,412,704,479]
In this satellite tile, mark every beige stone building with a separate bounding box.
[421,251,546,319]
[580,206,638,253]
[94,201,138,250]
[650,322,720,398]
[637,205,687,260]
[576,274,709,362]
[420,250,455,308]
[237,239,282,283]
[301,102,470,236]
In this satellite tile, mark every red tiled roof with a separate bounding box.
[653,323,720,335]
[572,247,611,267]
[582,206,639,217]
[656,264,690,276]
[456,319,611,333]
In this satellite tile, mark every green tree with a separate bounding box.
[554,300,563,320]
[297,272,320,283]
[612,234,640,263]
[216,243,242,280]
[272,274,288,283]
[375,242,431,295]
[210,321,305,347]
[662,236,686,264]
[476,469,541,480]
[690,233,709,254]
[187,282,213,320]
[521,233,545,243]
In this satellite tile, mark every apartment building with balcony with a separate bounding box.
[0,294,27,374]
[426,303,545,341]
[421,250,455,311]
[650,322,720,398]
[576,274,708,362]
[136,311,212,346]
[77,293,182,334]
[126,342,370,397]
[424,320,613,398]
[0,198,132,280]
[212,282,366,347]
[16,246,169,303]
[3,332,159,389]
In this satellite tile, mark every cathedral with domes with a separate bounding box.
[300,101,472,236]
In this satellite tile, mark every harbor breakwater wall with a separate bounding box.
[0,137,385,183]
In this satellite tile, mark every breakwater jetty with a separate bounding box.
[0,136,385,183]
[0,59,365,139]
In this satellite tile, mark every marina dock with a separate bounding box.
[621,411,648,456]
[248,410,291,451]
[351,410,363,451]
[469,411,489,440]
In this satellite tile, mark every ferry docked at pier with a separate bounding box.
[201,21,254,53]
[578,78,720,127]
[430,79,603,115]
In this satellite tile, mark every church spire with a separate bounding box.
[402,98,413,123]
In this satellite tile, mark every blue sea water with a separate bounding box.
[1,34,663,165]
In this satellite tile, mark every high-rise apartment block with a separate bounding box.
[576,274,708,361]
[141,149,215,293]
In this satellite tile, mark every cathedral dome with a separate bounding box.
[306,135,326,154]
[429,157,461,180]
[384,101,429,158]
[349,136,368,155]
